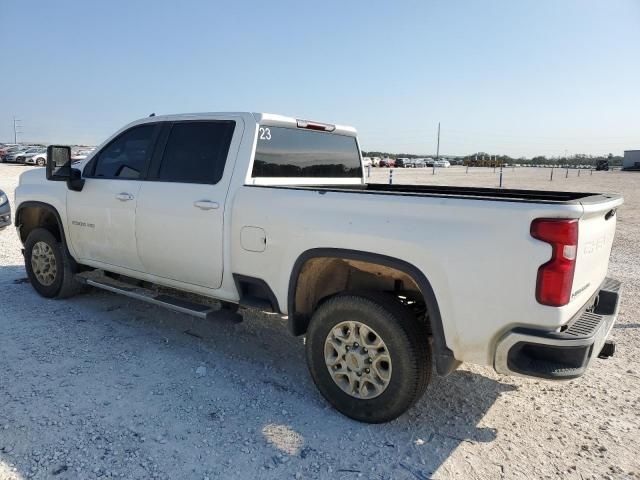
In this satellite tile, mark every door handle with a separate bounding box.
[116,193,134,201]
[194,200,220,210]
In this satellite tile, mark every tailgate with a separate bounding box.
[571,195,624,305]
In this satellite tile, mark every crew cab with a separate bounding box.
[13,112,623,423]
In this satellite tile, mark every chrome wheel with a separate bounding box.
[324,321,392,399]
[31,241,57,286]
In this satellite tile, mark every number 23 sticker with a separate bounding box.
[259,127,271,140]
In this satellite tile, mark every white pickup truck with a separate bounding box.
[14,112,623,423]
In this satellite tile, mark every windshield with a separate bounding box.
[252,126,362,178]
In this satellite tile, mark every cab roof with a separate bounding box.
[129,112,358,137]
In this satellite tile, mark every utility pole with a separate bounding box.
[13,116,23,143]
[433,122,440,176]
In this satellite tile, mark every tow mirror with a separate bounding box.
[46,145,85,192]
[46,145,71,181]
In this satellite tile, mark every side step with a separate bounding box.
[77,272,242,322]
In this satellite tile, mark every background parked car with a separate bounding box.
[0,144,19,160]
[0,189,10,231]
[71,147,95,161]
[1,145,23,162]
[4,147,43,164]
[379,157,396,167]
[396,157,413,168]
[413,158,427,168]
[362,157,373,168]
[435,159,451,168]
[25,151,48,166]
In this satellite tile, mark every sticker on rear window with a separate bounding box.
[259,127,271,141]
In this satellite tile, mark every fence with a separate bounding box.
[376,165,613,188]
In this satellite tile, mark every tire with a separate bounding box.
[305,292,431,423]
[24,228,84,299]
[36,157,45,166]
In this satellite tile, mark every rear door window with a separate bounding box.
[252,126,362,178]
[157,121,235,184]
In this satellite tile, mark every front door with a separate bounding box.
[135,118,240,289]
[67,123,160,271]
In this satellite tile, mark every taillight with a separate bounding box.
[530,218,579,307]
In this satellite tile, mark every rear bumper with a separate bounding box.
[494,277,621,380]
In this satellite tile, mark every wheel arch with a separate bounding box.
[15,201,70,253]
[287,248,459,375]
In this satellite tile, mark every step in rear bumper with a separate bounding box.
[494,277,622,380]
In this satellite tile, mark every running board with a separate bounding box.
[78,273,242,322]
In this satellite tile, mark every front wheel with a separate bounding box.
[36,157,46,166]
[24,228,84,298]
[305,293,431,423]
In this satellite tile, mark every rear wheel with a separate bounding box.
[305,293,431,423]
[36,157,45,166]
[24,228,84,298]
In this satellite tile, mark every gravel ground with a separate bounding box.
[0,164,638,480]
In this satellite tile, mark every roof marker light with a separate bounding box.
[296,119,336,132]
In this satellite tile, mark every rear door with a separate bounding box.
[68,123,160,270]
[135,118,241,289]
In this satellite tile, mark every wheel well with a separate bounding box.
[17,205,62,244]
[288,248,459,376]
[290,256,426,333]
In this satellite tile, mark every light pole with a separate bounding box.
[13,116,23,143]
[433,122,440,175]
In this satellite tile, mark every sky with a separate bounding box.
[1,0,639,158]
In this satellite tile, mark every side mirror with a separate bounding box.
[46,145,71,181]
[46,145,85,192]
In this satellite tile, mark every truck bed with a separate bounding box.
[261,183,619,205]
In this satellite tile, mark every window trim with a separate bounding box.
[146,119,236,185]
[83,123,163,180]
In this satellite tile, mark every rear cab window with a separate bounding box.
[251,126,362,182]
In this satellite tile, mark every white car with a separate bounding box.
[13,112,624,423]
[26,151,47,166]
[5,147,44,164]
[71,148,94,161]
[362,156,372,168]
[435,159,451,168]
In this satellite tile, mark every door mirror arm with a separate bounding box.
[66,168,85,192]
